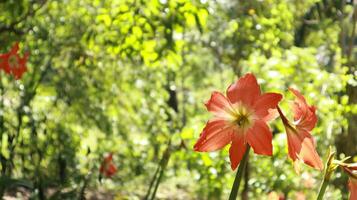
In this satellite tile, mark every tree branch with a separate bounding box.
[0,0,47,34]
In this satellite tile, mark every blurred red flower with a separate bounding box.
[194,73,282,170]
[99,153,117,178]
[277,88,323,171]
[295,192,306,200]
[0,42,29,79]
[340,163,357,200]
[268,191,285,200]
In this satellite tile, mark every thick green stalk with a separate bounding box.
[316,177,329,200]
[228,145,250,200]
[316,148,336,200]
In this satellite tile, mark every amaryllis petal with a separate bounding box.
[11,42,19,53]
[226,73,260,106]
[254,93,283,121]
[296,109,317,131]
[289,88,317,131]
[12,52,29,80]
[246,120,273,156]
[289,87,307,104]
[205,91,233,119]
[229,133,247,170]
[0,52,11,73]
[262,109,280,122]
[106,164,117,177]
[268,191,285,200]
[285,125,300,161]
[105,153,113,162]
[2,61,11,73]
[349,179,357,200]
[194,119,234,152]
[339,163,357,199]
[347,163,357,170]
[285,122,323,170]
[341,164,357,180]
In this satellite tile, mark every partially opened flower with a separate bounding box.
[277,88,323,171]
[99,153,117,178]
[0,42,29,79]
[339,163,357,200]
[194,73,282,170]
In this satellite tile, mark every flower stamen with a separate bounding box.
[236,115,249,127]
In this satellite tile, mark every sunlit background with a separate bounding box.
[0,0,356,199]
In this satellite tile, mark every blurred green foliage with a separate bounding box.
[0,0,356,199]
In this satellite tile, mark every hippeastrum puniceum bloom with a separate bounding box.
[194,73,283,170]
[99,153,117,178]
[0,42,29,79]
[277,88,323,171]
[339,163,357,200]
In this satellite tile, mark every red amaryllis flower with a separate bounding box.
[277,88,323,171]
[194,73,282,170]
[99,153,117,178]
[340,163,357,200]
[0,42,29,79]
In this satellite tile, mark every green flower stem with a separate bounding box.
[229,145,250,200]
[316,149,336,200]
[316,177,329,200]
[144,163,161,199]
[145,142,171,200]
